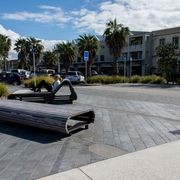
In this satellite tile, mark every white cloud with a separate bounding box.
[1,1,180,36]
[2,5,71,25]
[0,24,64,60]
[72,0,180,34]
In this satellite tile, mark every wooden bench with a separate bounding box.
[8,79,77,104]
[0,100,95,134]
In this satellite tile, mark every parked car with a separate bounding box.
[0,72,22,85]
[20,70,31,79]
[65,71,85,83]
[91,70,98,76]
[39,69,55,76]
[11,69,30,79]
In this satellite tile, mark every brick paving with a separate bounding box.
[0,84,180,180]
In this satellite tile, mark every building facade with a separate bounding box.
[73,31,152,76]
[152,27,180,74]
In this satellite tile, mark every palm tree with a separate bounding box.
[43,51,57,69]
[103,19,130,74]
[77,34,98,76]
[14,38,30,70]
[54,42,76,74]
[0,34,11,71]
[27,37,44,66]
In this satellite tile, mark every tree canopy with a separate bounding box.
[0,34,11,70]
[77,34,98,76]
[54,42,76,74]
[156,43,179,82]
[103,19,130,74]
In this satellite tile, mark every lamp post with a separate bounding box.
[124,55,126,81]
[129,57,132,77]
[32,47,36,87]
[57,53,60,74]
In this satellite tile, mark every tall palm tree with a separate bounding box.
[43,51,57,69]
[77,34,98,76]
[54,42,76,74]
[0,34,11,71]
[27,37,44,66]
[14,38,30,70]
[103,19,130,74]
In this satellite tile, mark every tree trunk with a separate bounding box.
[87,60,92,76]
[113,57,118,75]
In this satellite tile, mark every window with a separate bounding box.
[159,38,165,46]
[172,36,179,49]
[130,51,142,60]
[100,55,104,61]
[130,37,143,45]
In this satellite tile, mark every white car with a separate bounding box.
[66,71,85,83]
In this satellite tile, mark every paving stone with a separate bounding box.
[0,85,180,180]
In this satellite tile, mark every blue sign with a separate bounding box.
[31,47,36,53]
[84,51,89,61]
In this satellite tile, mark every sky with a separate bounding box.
[0,0,180,59]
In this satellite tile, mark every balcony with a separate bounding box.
[129,44,143,51]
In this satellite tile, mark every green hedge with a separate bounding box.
[24,76,54,88]
[0,83,9,97]
[87,75,166,84]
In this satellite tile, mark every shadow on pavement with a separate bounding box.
[170,129,180,135]
[0,121,69,144]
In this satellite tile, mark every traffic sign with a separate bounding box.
[84,51,89,61]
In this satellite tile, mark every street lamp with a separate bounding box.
[57,52,61,74]
[123,55,126,82]
[129,57,132,77]
[31,47,36,87]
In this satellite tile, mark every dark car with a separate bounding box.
[0,72,22,85]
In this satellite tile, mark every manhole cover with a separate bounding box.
[89,144,128,158]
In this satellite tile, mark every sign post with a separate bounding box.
[84,51,89,82]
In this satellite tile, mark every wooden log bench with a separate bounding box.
[0,100,95,135]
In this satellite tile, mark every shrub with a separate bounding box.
[0,83,9,97]
[139,76,153,84]
[87,75,128,84]
[129,75,141,83]
[177,78,180,85]
[87,75,166,84]
[150,75,166,84]
[24,76,54,88]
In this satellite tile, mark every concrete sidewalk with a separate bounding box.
[38,140,180,180]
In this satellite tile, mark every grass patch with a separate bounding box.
[0,83,9,97]
[24,76,54,88]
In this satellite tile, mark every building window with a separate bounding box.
[100,55,104,61]
[77,57,81,62]
[159,38,165,46]
[172,36,179,49]
[130,37,143,45]
[130,51,142,60]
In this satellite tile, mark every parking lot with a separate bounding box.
[0,84,180,180]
